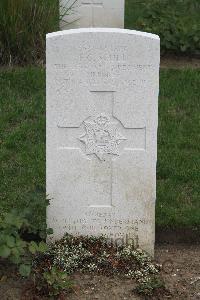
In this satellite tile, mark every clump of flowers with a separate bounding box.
[35,234,164,296]
[49,237,92,273]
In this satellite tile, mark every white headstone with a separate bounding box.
[46,28,160,255]
[60,0,124,29]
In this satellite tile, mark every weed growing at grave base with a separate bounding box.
[135,276,165,296]
[0,67,200,230]
[0,209,48,277]
[32,266,73,297]
[33,233,165,297]
[0,208,72,298]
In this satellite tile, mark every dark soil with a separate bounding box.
[160,55,200,69]
[0,244,200,300]
[156,227,200,244]
[155,244,200,300]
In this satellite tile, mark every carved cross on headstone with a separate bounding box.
[58,91,146,207]
[81,0,103,26]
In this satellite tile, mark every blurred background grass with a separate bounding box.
[0,0,199,66]
[0,0,59,65]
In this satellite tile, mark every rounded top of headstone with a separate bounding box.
[46,28,159,40]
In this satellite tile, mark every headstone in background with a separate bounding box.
[60,0,124,29]
[46,28,160,255]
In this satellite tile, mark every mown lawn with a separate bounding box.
[157,69,200,228]
[0,68,46,230]
[0,67,200,230]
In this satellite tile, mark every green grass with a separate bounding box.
[157,69,200,228]
[0,67,46,230]
[0,67,200,229]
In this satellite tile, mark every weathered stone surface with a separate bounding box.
[46,28,160,255]
[60,0,124,29]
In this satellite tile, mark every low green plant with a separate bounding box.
[42,267,73,296]
[0,209,48,276]
[0,209,71,297]
[24,196,52,239]
[136,276,164,296]
[125,0,200,56]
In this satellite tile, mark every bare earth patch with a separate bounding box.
[155,244,200,300]
[0,244,200,299]
[160,56,200,69]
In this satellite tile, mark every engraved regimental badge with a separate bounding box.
[79,113,126,161]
